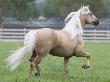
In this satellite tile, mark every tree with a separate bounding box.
[0,0,12,28]
[0,0,38,28]
[10,0,39,20]
[43,0,110,18]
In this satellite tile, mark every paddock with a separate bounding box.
[0,42,110,82]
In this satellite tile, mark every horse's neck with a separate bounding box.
[80,15,86,27]
[63,18,83,39]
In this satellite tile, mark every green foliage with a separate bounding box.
[43,0,110,18]
[0,42,110,82]
[0,0,39,20]
[11,1,39,20]
[10,0,39,20]
[0,0,110,20]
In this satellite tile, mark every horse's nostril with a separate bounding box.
[92,20,99,26]
[96,20,99,25]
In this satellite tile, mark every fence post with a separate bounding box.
[0,28,2,41]
[94,29,96,42]
[106,30,108,42]
[24,28,26,39]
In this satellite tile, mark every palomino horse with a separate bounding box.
[6,6,99,76]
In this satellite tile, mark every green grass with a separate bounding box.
[0,42,110,82]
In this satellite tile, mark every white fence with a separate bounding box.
[0,28,110,42]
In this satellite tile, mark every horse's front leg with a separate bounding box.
[82,54,90,69]
[75,48,90,69]
[64,57,69,75]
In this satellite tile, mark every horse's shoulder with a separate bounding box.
[74,35,84,46]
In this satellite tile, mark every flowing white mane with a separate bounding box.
[63,6,90,39]
[65,12,76,24]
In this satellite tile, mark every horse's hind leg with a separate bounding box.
[29,54,42,76]
[29,49,36,62]
[29,49,37,76]
[35,65,41,77]
[30,46,51,76]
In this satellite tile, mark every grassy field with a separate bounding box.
[0,42,110,82]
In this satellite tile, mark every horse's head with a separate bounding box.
[64,6,99,39]
[80,6,99,26]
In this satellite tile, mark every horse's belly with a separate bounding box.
[50,46,74,57]
[49,30,77,57]
[49,33,76,57]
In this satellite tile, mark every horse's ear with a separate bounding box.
[81,5,83,8]
[87,5,89,8]
[80,5,85,9]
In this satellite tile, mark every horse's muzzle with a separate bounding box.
[92,20,99,26]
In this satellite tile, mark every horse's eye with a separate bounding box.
[89,13,92,15]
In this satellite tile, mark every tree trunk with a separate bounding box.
[0,14,4,28]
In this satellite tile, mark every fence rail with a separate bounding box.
[0,28,110,42]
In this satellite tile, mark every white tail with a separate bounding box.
[5,30,38,71]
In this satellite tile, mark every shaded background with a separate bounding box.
[0,0,110,29]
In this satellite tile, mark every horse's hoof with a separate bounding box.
[35,72,40,77]
[82,64,90,69]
